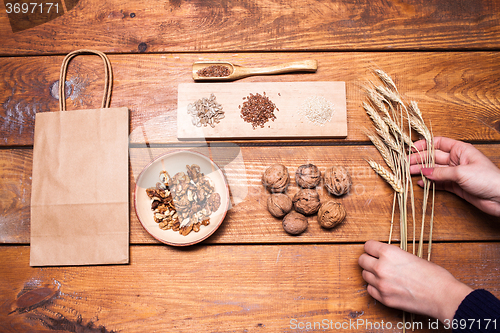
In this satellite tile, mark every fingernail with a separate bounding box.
[421,167,434,177]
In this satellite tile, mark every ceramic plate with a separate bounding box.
[134,150,230,246]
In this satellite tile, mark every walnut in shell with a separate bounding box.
[282,211,308,235]
[324,165,352,196]
[292,188,321,215]
[267,193,293,218]
[317,201,346,229]
[295,164,321,189]
[262,164,290,193]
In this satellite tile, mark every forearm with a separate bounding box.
[433,280,473,324]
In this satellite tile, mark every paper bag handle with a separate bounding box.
[59,49,113,111]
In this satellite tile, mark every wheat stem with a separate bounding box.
[427,126,436,261]
[428,183,436,261]
[389,192,396,244]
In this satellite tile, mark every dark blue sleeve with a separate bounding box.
[452,289,500,333]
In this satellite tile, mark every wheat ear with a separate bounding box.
[363,102,389,132]
[383,116,413,148]
[366,132,396,173]
[374,69,399,93]
[375,127,400,152]
[367,160,403,193]
[367,90,391,119]
[376,85,403,106]
[410,115,431,141]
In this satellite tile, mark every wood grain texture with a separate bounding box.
[1,0,500,55]
[0,52,500,146]
[1,1,499,331]
[2,145,500,244]
[1,243,499,332]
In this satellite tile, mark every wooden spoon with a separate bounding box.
[192,60,318,81]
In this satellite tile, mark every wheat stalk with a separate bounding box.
[366,70,422,333]
[388,192,397,245]
[364,70,439,333]
[428,183,436,261]
[365,69,436,293]
[426,126,436,260]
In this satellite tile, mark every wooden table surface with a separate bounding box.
[1,1,500,332]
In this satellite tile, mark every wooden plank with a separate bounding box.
[129,145,500,245]
[1,52,500,146]
[1,0,500,55]
[0,149,31,243]
[2,145,500,244]
[1,243,499,332]
[177,82,347,140]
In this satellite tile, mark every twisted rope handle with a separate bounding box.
[59,49,113,111]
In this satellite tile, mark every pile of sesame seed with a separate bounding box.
[299,96,335,125]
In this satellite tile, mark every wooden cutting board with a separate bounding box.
[177,82,347,140]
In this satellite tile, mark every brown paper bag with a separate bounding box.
[30,50,129,266]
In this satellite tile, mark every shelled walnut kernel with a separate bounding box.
[146,165,220,236]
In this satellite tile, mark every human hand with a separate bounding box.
[409,137,500,217]
[358,240,473,323]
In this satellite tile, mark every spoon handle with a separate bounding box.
[244,60,318,76]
